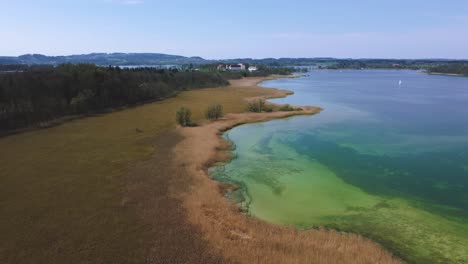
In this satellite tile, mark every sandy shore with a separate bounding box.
[170,76,402,264]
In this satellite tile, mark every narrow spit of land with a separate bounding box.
[0,76,401,264]
[171,78,402,264]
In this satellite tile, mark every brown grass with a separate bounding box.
[0,75,299,264]
[172,79,403,264]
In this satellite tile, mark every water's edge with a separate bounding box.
[208,73,463,262]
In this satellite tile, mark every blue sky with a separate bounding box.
[1,0,468,59]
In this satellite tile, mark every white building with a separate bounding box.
[217,63,247,71]
[248,66,258,72]
[227,63,245,71]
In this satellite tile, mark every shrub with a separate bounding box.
[279,104,297,111]
[247,99,266,112]
[279,104,294,111]
[176,107,193,127]
[206,104,224,121]
[264,105,273,112]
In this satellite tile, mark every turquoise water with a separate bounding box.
[210,70,468,264]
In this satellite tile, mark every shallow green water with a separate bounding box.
[210,70,468,263]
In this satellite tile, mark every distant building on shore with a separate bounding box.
[217,63,246,71]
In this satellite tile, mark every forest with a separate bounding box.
[427,63,468,76]
[0,64,228,132]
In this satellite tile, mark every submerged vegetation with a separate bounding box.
[3,58,467,263]
[212,71,468,264]
[0,64,228,132]
[213,125,468,264]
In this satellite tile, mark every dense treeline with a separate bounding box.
[248,65,307,76]
[0,64,228,131]
[0,53,207,66]
[325,60,430,70]
[217,58,468,69]
[0,64,30,72]
[428,63,468,76]
[3,53,468,69]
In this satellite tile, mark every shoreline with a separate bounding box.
[171,76,402,263]
[427,71,467,77]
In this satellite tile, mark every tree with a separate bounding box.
[205,104,223,120]
[176,107,192,127]
[0,64,228,131]
[247,99,266,112]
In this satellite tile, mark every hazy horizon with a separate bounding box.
[2,52,468,61]
[2,0,468,59]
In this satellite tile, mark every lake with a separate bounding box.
[210,70,468,264]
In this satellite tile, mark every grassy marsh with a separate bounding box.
[0,79,276,263]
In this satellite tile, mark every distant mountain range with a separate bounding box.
[0,53,466,66]
[0,53,340,66]
[0,53,209,66]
